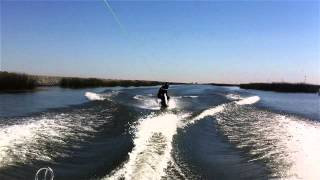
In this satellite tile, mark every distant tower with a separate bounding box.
[304,74,307,84]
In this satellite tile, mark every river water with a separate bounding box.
[0,85,319,180]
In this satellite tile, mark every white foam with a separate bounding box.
[174,96,198,99]
[105,96,260,179]
[226,94,242,100]
[191,105,226,124]
[189,96,260,125]
[133,95,178,110]
[136,96,161,110]
[85,92,105,101]
[133,95,145,100]
[85,91,119,101]
[279,116,320,179]
[0,118,55,167]
[184,96,198,98]
[236,96,260,105]
[213,103,320,179]
[167,98,177,110]
[0,113,106,168]
[105,112,189,180]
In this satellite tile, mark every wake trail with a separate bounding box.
[85,91,119,101]
[215,106,320,179]
[133,94,178,110]
[188,96,260,125]
[104,95,260,179]
[0,110,113,168]
[105,113,190,180]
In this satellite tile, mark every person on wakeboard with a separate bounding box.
[157,82,170,108]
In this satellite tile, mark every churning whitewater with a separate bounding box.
[105,95,261,179]
[0,85,319,180]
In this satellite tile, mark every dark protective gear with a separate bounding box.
[157,83,170,107]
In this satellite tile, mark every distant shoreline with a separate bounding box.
[209,83,239,87]
[1,71,319,93]
[0,71,182,92]
[239,83,320,93]
[210,82,320,93]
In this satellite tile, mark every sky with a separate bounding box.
[1,0,319,84]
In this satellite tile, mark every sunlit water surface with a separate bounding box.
[0,85,319,179]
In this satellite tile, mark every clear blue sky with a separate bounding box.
[1,0,319,84]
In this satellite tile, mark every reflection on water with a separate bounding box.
[0,87,106,117]
[246,89,320,120]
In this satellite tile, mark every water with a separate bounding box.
[0,87,106,117]
[0,85,319,180]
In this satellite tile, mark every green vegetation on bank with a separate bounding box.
[240,83,320,93]
[5,71,318,93]
[59,77,163,88]
[0,72,37,91]
[0,71,168,91]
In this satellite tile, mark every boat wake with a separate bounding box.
[226,94,242,100]
[216,106,320,179]
[85,91,119,101]
[0,109,113,168]
[2,85,319,180]
[105,112,190,180]
[105,96,260,179]
[187,96,260,125]
[133,95,178,110]
[85,92,106,101]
